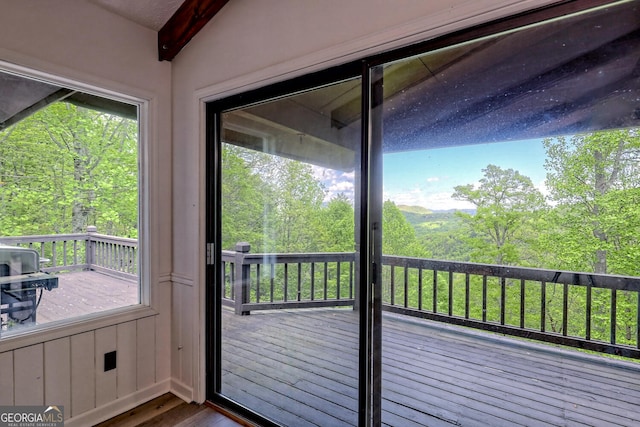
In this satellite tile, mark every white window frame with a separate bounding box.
[0,60,155,351]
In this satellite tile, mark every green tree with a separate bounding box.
[221,144,275,251]
[452,164,545,265]
[382,200,428,257]
[543,130,640,275]
[221,145,328,253]
[0,102,138,237]
[272,160,325,252]
[314,194,355,252]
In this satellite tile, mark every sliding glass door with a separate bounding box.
[208,2,640,426]
[374,1,640,425]
[210,76,365,426]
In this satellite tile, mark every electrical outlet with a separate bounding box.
[104,351,117,372]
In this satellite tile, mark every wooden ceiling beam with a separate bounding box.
[158,0,230,61]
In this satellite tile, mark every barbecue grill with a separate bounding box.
[0,244,58,330]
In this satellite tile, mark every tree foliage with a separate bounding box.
[315,194,355,252]
[543,130,640,275]
[220,145,433,257]
[452,164,545,265]
[382,200,429,258]
[0,102,138,237]
[221,144,274,251]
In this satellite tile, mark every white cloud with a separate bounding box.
[312,165,357,203]
[330,181,354,192]
[384,186,475,210]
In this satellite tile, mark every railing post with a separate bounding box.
[86,226,97,271]
[234,242,251,315]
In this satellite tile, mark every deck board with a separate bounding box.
[35,270,138,324]
[382,323,638,425]
[221,307,640,427]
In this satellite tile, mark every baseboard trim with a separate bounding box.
[64,379,171,427]
[170,378,194,403]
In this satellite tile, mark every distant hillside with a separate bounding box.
[397,205,433,215]
[397,205,473,236]
[397,205,432,227]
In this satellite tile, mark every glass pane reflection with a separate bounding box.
[220,78,362,426]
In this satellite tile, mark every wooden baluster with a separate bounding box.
[520,279,526,329]
[336,262,341,300]
[611,289,617,344]
[432,270,438,313]
[540,281,546,333]
[500,277,506,325]
[349,261,353,300]
[404,266,409,308]
[482,276,488,323]
[586,276,592,341]
[390,265,395,306]
[449,271,454,317]
[562,283,569,336]
[270,263,275,303]
[256,264,261,303]
[284,263,289,302]
[310,262,315,301]
[234,242,250,315]
[297,263,302,301]
[418,268,423,311]
[465,273,470,320]
[323,262,328,300]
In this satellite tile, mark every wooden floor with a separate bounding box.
[221,307,640,427]
[36,270,138,324]
[95,393,246,427]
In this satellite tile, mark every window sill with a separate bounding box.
[0,305,158,353]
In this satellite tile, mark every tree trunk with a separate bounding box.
[594,248,607,274]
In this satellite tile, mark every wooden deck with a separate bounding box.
[221,308,640,427]
[35,270,138,324]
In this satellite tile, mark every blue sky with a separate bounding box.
[383,139,549,210]
[315,138,549,210]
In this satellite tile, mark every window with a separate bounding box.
[0,67,141,337]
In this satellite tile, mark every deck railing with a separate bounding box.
[0,226,138,280]
[222,243,355,315]
[223,243,640,359]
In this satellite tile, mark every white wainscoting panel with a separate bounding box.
[155,279,172,382]
[0,351,14,405]
[14,344,43,405]
[1,313,168,425]
[71,331,96,417]
[44,338,72,419]
[116,321,137,397]
[136,316,156,389]
[171,280,194,400]
[95,326,117,407]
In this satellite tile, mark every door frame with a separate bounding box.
[205,62,374,427]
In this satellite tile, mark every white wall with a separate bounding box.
[171,0,559,403]
[0,1,172,425]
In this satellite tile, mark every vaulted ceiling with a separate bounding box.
[90,0,230,61]
[0,0,229,131]
[89,0,184,31]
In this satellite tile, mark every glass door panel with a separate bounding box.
[218,78,363,426]
[375,1,640,425]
